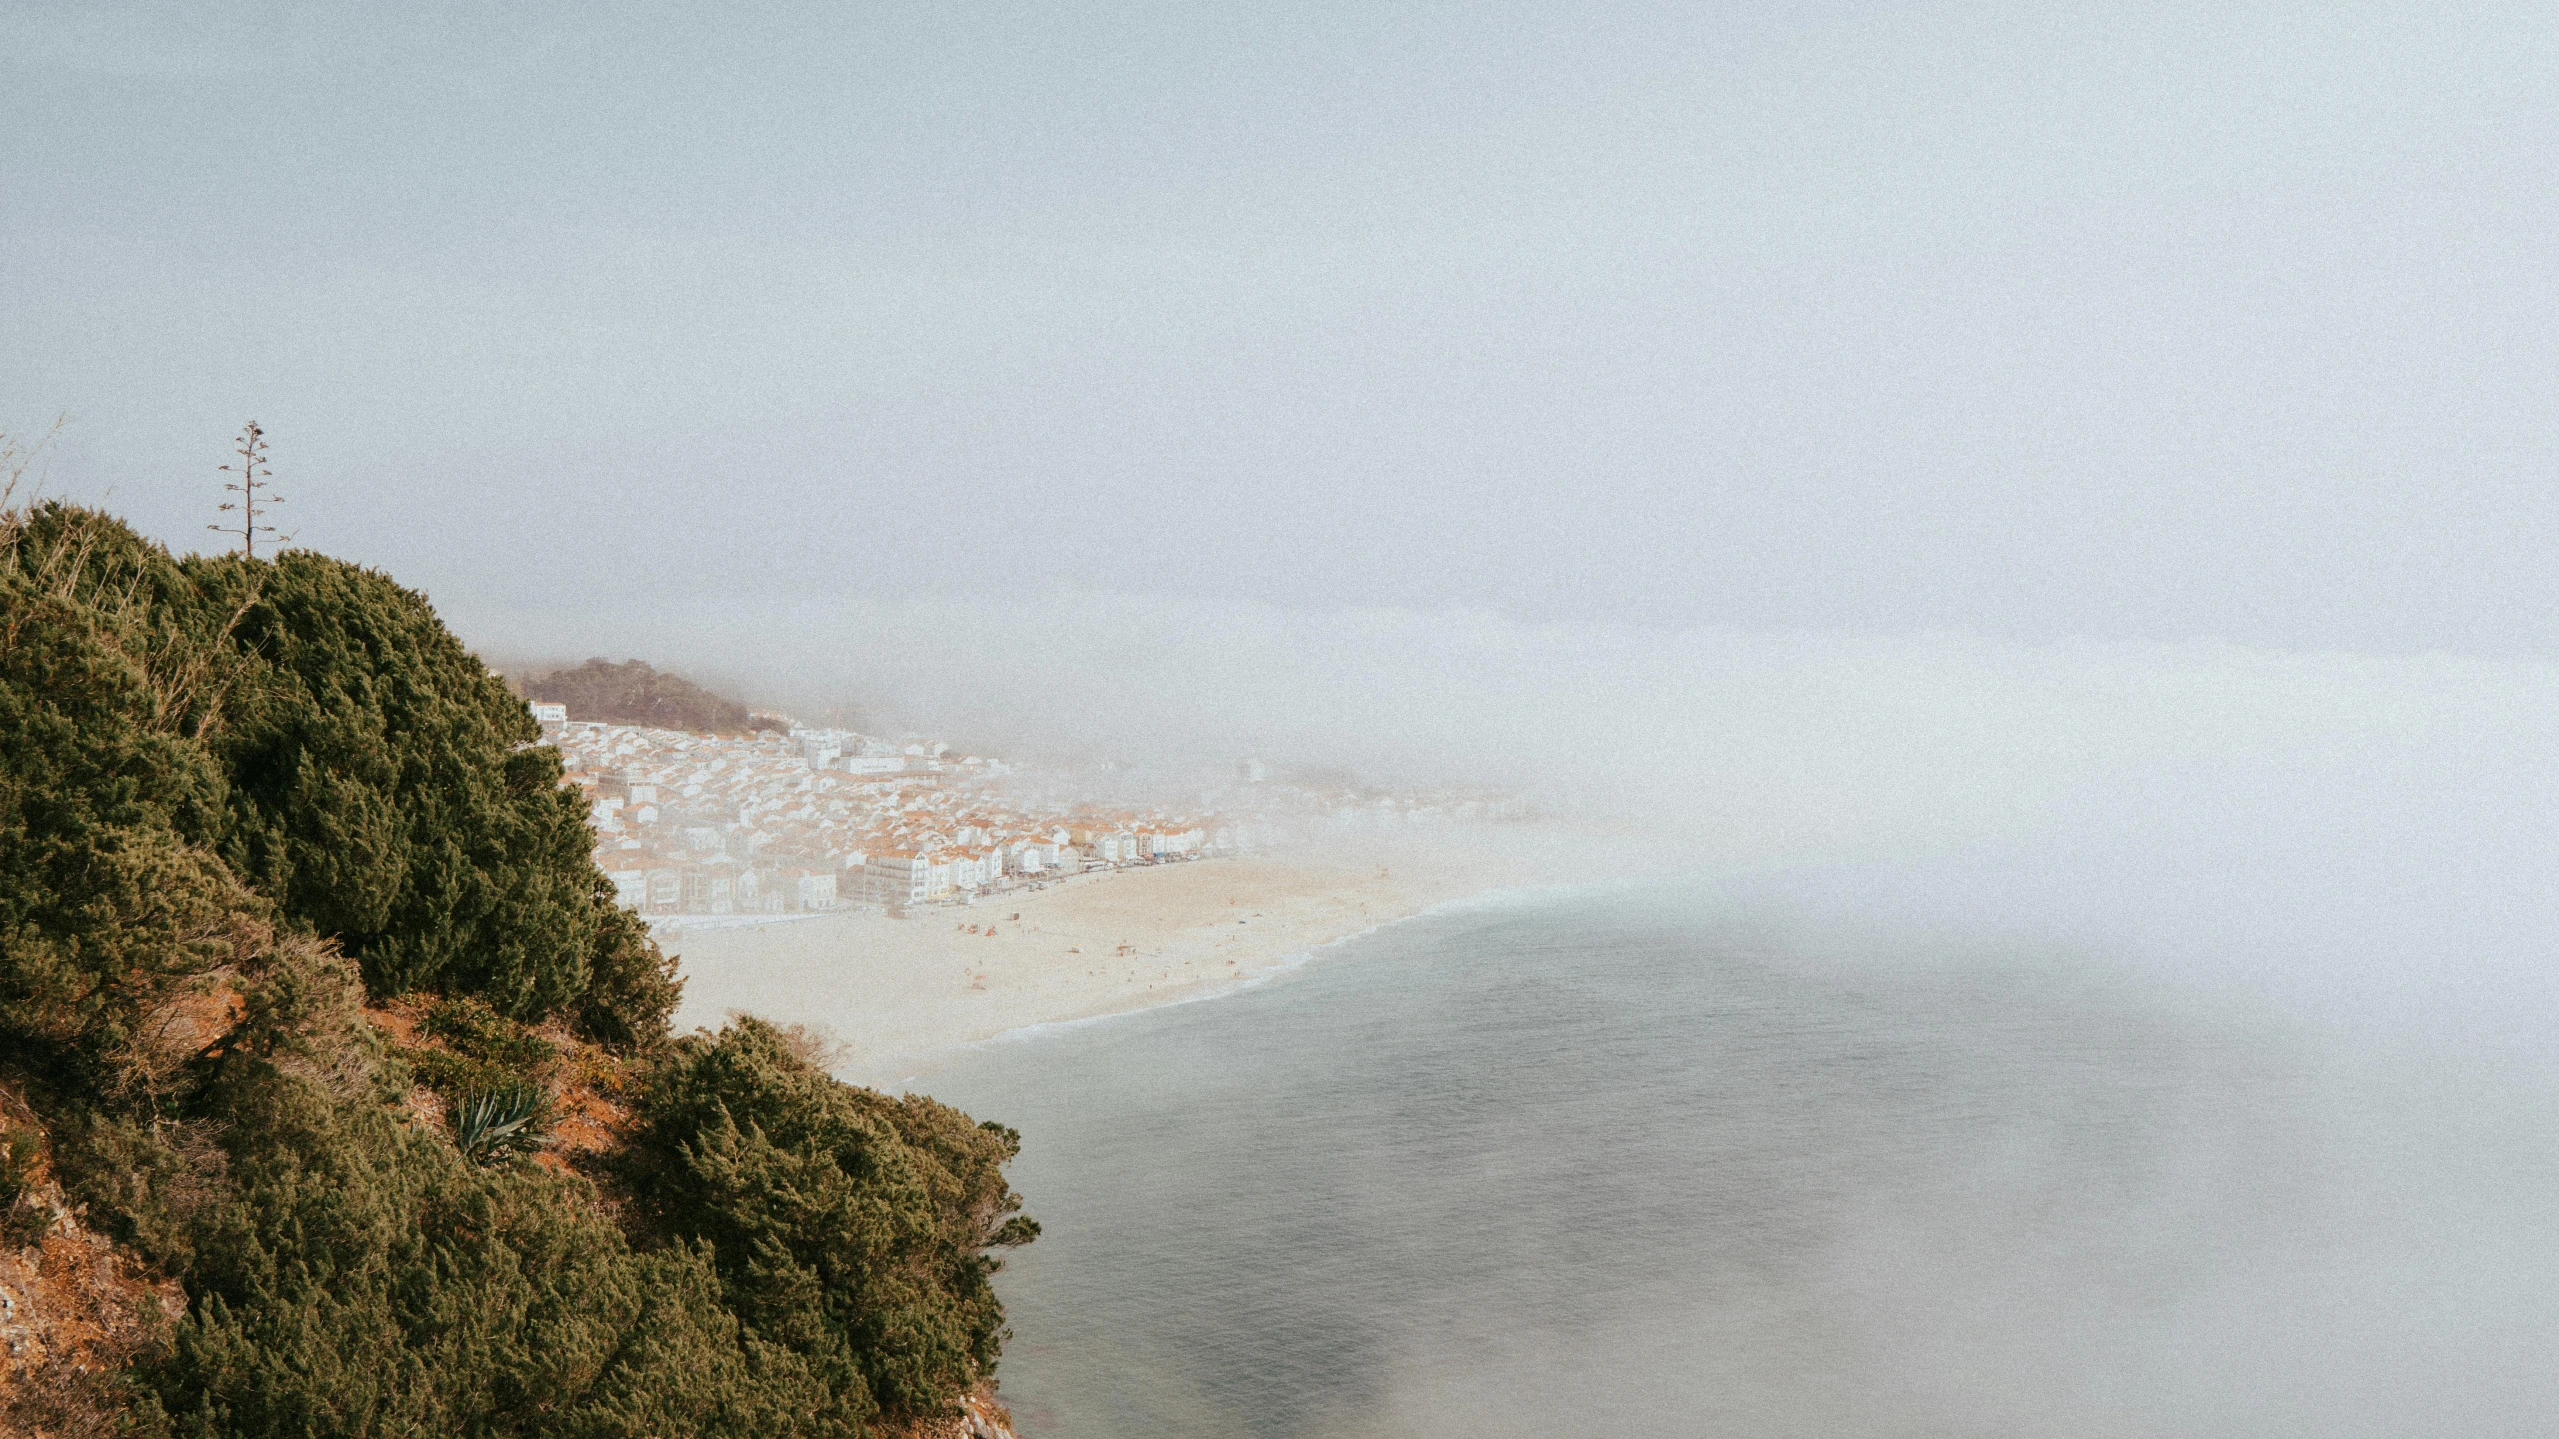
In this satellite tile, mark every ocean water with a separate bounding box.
[919,887,2559,1439]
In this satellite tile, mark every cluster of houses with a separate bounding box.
[537,705,1243,920]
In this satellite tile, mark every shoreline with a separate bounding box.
[951,881,1559,1064]
[664,834,1556,1088]
[962,870,1596,1049]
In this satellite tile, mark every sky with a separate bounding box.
[9,1,2559,658]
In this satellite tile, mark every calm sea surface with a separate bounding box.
[917,887,2559,1439]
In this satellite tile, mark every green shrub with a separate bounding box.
[0,504,269,1084]
[399,993,561,1102]
[575,901,684,1051]
[624,1018,1037,1422]
[136,1063,833,1437]
[208,551,608,1018]
[4,504,671,1034]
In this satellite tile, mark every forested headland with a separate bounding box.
[0,496,1035,1437]
[520,658,756,735]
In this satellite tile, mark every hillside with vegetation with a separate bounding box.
[0,492,1034,1437]
[522,658,754,734]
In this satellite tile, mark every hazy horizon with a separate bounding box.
[12,1,2559,660]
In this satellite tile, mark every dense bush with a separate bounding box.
[130,949,837,1439]
[0,502,1031,1436]
[624,1020,1039,1424]
[0,506,267,1079]
[212,554,640,1022]
[2,502,674,1036]
[575,901,685,1050]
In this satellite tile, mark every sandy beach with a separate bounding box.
[665,834,1546,1087]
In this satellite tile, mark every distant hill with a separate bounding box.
[525,657,752,732]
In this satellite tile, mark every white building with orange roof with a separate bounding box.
[790,868,838,911]
[1007,837,1064,875]
[1140,825,1205,856]
[857,850,933,911]
[600,850,655,908]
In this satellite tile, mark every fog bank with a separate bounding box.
[460,593,2559,1049]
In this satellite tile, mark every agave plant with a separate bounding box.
[452,1086,548,1165]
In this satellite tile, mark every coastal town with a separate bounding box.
[540,703,1232,921]
[538,703,1526,926]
